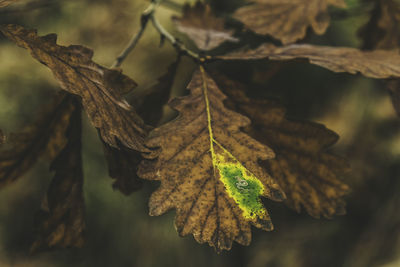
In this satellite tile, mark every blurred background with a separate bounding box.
[0,0,399,266]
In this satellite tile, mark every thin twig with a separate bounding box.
[150,14,208,63]
[111,1,161,68]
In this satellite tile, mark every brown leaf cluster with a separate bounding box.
[0,24,150,152]
[172,1,238,50]
[0,92,76,189]
[233,0,346,44]
[212,73,350,218]
[31,97,85,252]
[139,68,285,251]
[221,44,400,79]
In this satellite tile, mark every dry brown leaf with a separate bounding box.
[212,73,350,218]
[0,0,17,8]
[359,0,400,50]
[220,44,400,79]
[31,97,85,252]
[102,140,143,195]
[172,1,238,50]
[0,92,76,189]
[138,67,285,252]
[233,0,346,44]
[0,24,150,152]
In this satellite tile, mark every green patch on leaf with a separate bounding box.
[215,154,266,220]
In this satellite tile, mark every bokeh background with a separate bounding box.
[0,0,399,266]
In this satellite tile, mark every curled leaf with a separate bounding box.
[138,67,284,251]
[172,1,238,50]
[221,44,400,79]
[0,92,76,189]
[212,73,350,218]
[233,0,346,44]
[31,97,85,252]
[0,24,150,152]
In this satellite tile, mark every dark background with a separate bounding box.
[0,0,399,266]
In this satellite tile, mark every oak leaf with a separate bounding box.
[0,92,76,189]
[172,1,238,51]
[31,97,85,252]
[233,0,346,44]
[212,73,350,218]
[0,24,150,152]
[138,67,285,251]
[102,140,143,195]
[221,44,400,79]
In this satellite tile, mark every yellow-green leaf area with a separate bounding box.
[215,154,266,220]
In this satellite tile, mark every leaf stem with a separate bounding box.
[111,0,161,68]
[150,14,206,63]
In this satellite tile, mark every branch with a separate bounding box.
[112,0,211,68]
[150,15,210,63]
[111,1,161,68]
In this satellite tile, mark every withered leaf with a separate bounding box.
[0,0,17,8]
[212,73,350,218]
[102,140,143,195]
[31,97,85,252]
[172,1,238,51]
[233,0,346,44]
[0,92,76,189]
[359,0,400,50]
[138,67,285,251]
[221,44,400,79]
[102,60,179,195]
[0,24,150,152]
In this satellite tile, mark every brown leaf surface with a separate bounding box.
[31,97,85,252]
[0,92,76,189]
[0,24,150,152]
[172,1,238,50]
[102,140,143,195]
[220,44,400,79]
[233,0,346,44]
[211,73,350,218]
[138,67,285,251]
